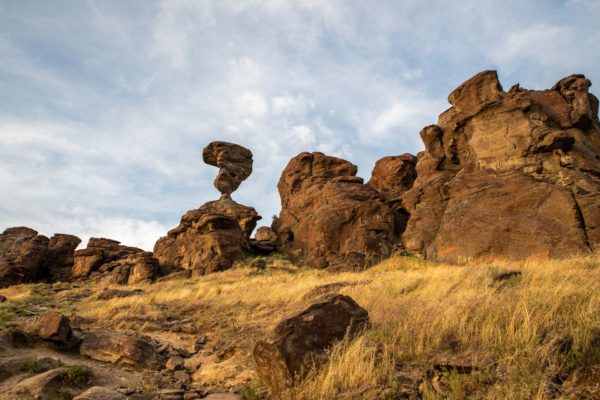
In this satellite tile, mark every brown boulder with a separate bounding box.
[253,294,369,391]
[255,226,277,242]
[80,331,160,369]
[402,71,600,262]
[36,311,73,346]
[154,197,259,275]
[367,153,417,200]
[273,152,399,269]
[44,234,81,282]
[0,227,49,288]
[202,141,253,197]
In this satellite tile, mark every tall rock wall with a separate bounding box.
[402,71,600,262]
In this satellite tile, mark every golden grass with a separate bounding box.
[1,254,599,399]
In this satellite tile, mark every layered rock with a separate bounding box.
[94,251,159,285]
[202,141,253,197]
[272,152,399,269]
[155,142,261,276]
[402,71,600,262]
[0,227,49,288]
[72,238,144,279]
[254,294,369,391]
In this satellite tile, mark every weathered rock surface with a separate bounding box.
[202,141,253,197]
[44,234,82,282]
[72,238,144,279]
[273,152,399,269]
[254,294,369,390]
[0,227,49,288]
[80,331,161,369]
[560,364,600,399]
[402,71,600,262]
[35,311,73,346]
[72,386,128,400]
[8,366,88,400]
[154,197,260,275]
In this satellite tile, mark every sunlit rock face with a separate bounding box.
[402,71,600,262]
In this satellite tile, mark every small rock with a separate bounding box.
[203,394,243,400]
[166,356,185,371]
[194,336,208,352]
[0,295,6,303]
[492,271,522,284]
[73,386,128,400]
[173,370,191,384]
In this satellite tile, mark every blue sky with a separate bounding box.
[1,0,599,250]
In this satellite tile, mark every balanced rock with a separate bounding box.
[0,227,49,288]
[273,152,399,269]
[72,238,143,279]
[402,71,600,262]
[254,295,369,391]
[154,197,260,275]
[80,331,160,369]
[202,141,253,197]
[45,233,81,282]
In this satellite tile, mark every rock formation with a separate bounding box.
[272,152,399,269]
[80,331,161,369]
[254,294,369,391]
[44,234,82,282]
[154,142,261,275]
[0,227,49,288]
[202,141,253,197]
[402,71,600,262]
[72,238,145,279]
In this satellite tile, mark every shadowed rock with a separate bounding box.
[402,71,600,262]
[0,227,49,288]
[254,294,369,392]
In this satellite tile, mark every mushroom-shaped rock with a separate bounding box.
[254,295,369,392]
[203,141,253,196]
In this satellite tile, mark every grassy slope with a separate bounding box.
[1,254,599,399]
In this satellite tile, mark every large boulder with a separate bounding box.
[80,331,161,369]
[402,71,600,262]
[154,199,255,275]
[202,141,253,197]
[272,152,399,269]
[0,227,49,288]
[72,238,143,279]
[254,295,369,391]
[35,311,74,347]
[44,234,81,282]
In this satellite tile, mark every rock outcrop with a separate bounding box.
[254,295,369,391]
[402,71,600,262]
[273,152,399,269]
[72,238,144,279]
[155,142,261,276]
[0,227,49,288]
[45,234,82,282]
[35,311,75,347]
[202,141,253,197]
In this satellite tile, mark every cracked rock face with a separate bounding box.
[202,141,253,197]
[402,70,600,262]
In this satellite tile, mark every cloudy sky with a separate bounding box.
[1,0,599,250]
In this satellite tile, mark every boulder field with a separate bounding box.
[1,70,600,288]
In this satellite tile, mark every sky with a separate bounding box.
[1,0,599,250]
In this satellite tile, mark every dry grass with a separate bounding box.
[1,254,599,399]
